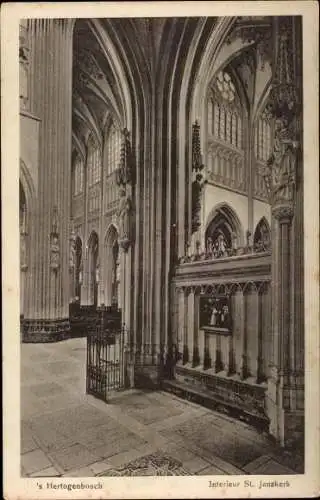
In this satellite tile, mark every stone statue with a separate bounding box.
[231,231,238,252]
[20,233,27,270]
[206,237,213,256]
[117,188,132,246]
[263,117,299,206]
[95,265,100,284]
[69,233,76,270]
[191,174,204,233]
[50,234,60,270]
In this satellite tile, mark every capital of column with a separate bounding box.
[272,203,294,223]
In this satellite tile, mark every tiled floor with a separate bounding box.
[21,338,303,477]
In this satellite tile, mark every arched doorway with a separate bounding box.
[103,225,120,309]
[88,231,99,307]
[74,236,83,302]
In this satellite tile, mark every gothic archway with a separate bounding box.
[205,203,243,257]
[74,236,83,301]
[88,231,99,307]
[20,181,28,316]
[103,224,120,308]
[253,217,271,253]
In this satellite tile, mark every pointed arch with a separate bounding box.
[253,216,271,252]
[87,230,99,306]
[20,159,36,217]
[74,236,83,301]
[88,19,134,131]
[205,202,244,252]
[103,224,120,308]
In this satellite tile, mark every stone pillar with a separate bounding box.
[187,288,195,366]
[177,287,184,360]
[182,288,189,364]
[267,206,303,446]
[192,289,201,367]
[256,283,265,384]
[240,287,249,379]
[264,17,304,447]
[22,20,74,342]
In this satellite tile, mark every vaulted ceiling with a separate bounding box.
[71,16,274,159]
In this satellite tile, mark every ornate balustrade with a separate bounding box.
[177,247,271,268]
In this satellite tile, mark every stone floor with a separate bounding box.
[21,338,303,477]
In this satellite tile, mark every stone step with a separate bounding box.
[162,378,269,432]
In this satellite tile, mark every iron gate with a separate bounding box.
[86,322,131,401]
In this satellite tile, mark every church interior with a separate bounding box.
[19,16,304,476]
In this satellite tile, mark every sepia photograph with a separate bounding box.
[2,2,319,499]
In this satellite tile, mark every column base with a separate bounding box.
[266,372,304,448]
[134,364,161,389]
[21,318,70,343]
[133,346,162,389]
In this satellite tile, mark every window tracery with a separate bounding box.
[73,154,84,195]
[106,123,122,176]
[87,136,101,186]
[104,122,122,211]
[209,71,242,149]
[206,70,246,193]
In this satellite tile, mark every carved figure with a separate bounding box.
[117,188,132,243]
[191,174,204,233]
[50,234,60,270]
[69,234,76,269]
[206,236,213,256]
[20,234,27,269]
[264,117,299,205]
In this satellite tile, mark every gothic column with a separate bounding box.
[80,150,90,307]
[22,19,74,342]
[240,287,249,379]
[256,283,266,384]
[177,287,185,360]
[192,289,201,367]
[265,16,303,448]
[182,288,189,364]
